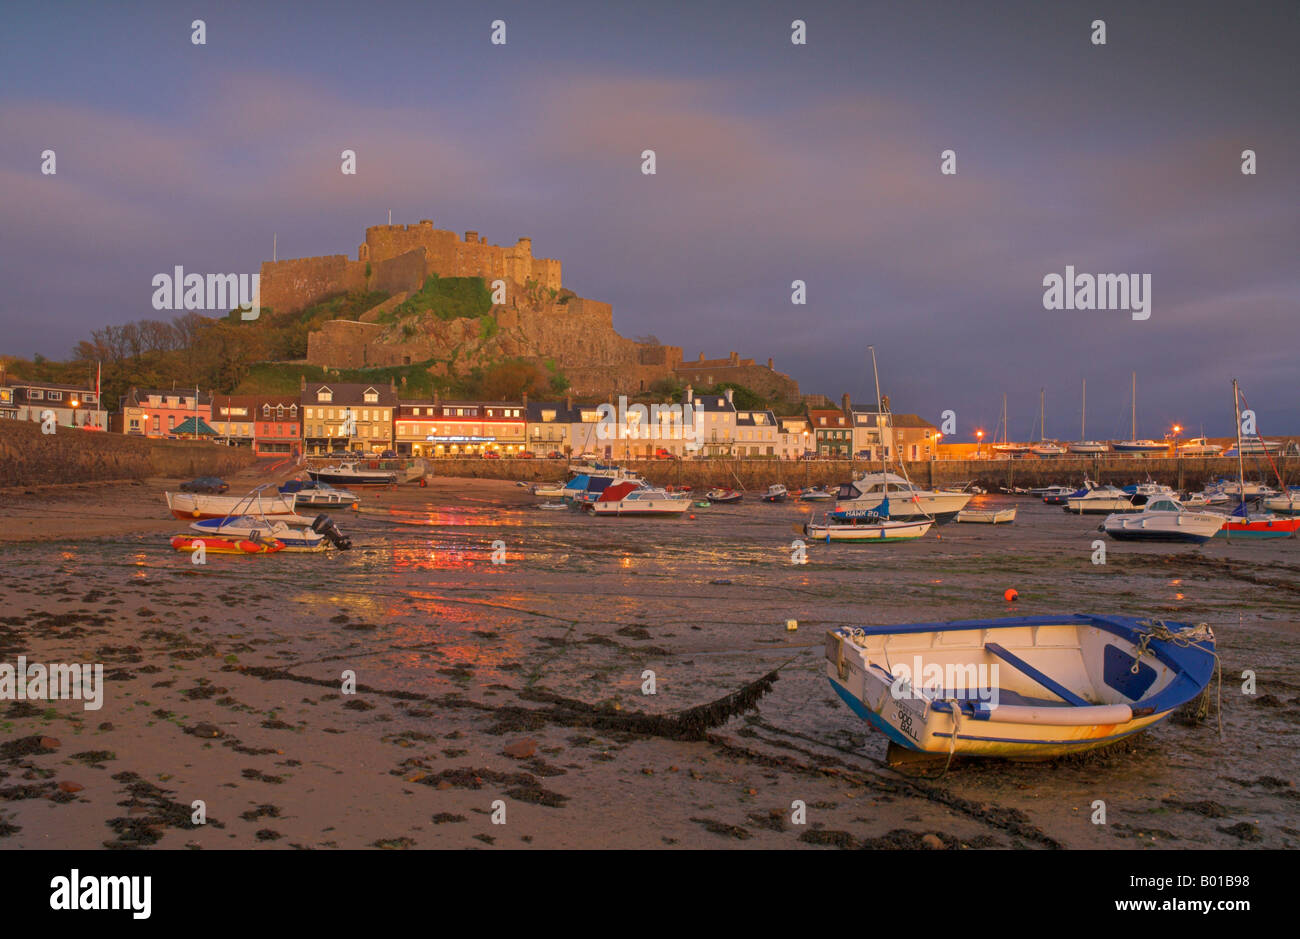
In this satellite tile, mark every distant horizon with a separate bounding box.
[2,0,1296,434]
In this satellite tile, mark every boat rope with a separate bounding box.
[939,698,962,778]
[1134,619,1223,739]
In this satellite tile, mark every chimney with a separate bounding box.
[842,393,851,414]
[565,393,573,411]
[390,377,396,393]
[521,392,528,407]
[300,375,306,391]
[683,384,693,406]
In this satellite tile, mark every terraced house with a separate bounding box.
[394,398,527,457]
[301,380,396,455]
[211,394,302,455]
[120,386,210,437]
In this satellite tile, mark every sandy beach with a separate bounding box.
[0,471,1296,849]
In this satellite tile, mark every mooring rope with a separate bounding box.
[1135,618,1223,739]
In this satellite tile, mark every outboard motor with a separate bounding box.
[311,513,353,550]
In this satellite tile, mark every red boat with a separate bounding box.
[171,536,285,554]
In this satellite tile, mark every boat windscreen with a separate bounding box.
[837,483,860,499]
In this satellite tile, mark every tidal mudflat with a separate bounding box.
[0,475,1295,849]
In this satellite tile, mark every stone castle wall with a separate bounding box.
[261,220,562,316]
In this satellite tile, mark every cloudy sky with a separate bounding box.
[1,0,1296,436]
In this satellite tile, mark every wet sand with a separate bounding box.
[0,472,1296,849]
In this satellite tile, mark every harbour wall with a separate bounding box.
[425,456,1294,491]
[0,420,259,488]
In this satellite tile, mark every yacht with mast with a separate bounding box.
[1068,378,1109,454]
[1030,388,1066,457]
[830,349,971,523]
[990,394,1031,456]
[1112,372,1167,454]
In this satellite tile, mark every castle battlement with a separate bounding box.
[259,218,562,315]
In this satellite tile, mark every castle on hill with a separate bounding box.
[261,218,800,401]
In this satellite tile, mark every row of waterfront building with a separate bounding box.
[1,373,942,462]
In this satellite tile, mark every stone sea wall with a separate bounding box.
[0,420,259,488]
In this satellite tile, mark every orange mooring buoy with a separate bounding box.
[1004,588,1019,602]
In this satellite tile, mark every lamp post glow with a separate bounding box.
[976,429,984,459]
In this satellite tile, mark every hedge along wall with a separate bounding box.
[0,419,259,487]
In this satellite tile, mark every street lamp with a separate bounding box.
[976,429,984,458]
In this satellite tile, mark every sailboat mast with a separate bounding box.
[1131,371,1137,440]
[1233,378,1246,511]
[1002,393,1007,446]
[1081,378,1086,440]
[869,346,884,474]
[1040,388,1046,442]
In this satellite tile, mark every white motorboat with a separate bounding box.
[834,472,971,521]
[798,486,834,501]
[1031,443,1067,457]
[307,461,397,486]
[1068,441,1110,454]
[805,513,932,542]
[278,478,359,508]
[1177,437,1222,456]
[1262,489,1300,515]
[956,507,1017,524]
[1102,497,1226,543]
[762,484,789,503]
[589,482,690,516]
[1126,481,1176,506]
[1227,436,1283,455]
[1065,486,1136,514]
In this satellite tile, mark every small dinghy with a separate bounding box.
[826,615,1216,760]
[956,507,1017,524]
[805,512,932,542]
[535,502,569,511]
[706,488,743,504]
[171,535,284,554]
[762,484,789,503]
[1102,497,1225,543]
[532,483,567,498]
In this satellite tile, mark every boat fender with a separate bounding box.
[192,510,201,518]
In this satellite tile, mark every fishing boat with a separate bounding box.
[306,461,397,486]
[1177,436,1222,456]
[1068,378,1110,454]
[278,478,359,509]
[762,484,789,503]
[1113,372,1168,454]
[805,512,932,542]
[705,488,743,504]
[956,507,1017,524]
[588,481,690,516]
[798,486,834,501]
[1040,483,1084,505]
[170,535,284,554]
[1064,485,1136,514]
[166,490,296,520]
[1102,498,1226,543]
[825,615,1216,759]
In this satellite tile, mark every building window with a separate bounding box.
[364,391,378,403]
